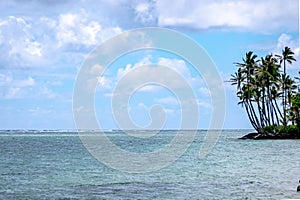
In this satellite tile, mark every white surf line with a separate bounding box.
[0,134,78,137]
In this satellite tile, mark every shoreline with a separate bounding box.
[240,132,300,140]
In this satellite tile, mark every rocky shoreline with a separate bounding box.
[240,132,300,140]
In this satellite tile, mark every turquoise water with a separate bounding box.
[0,130,300,199]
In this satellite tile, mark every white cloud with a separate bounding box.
[0,75,35,88]
[138,85,161,92]
[90,64,105,74]
[0,9,122,69]
[28,107,52,115]
[108,56,208,98]
[5,87,21,99]
[56,11,104,47]
[0,73,12,86]
[101,56,211,122]
[39,87,57,99]
[138,102,146,108]
[273,33,300,71]
[158,58,190,77]
[16,77,35,87]
[114,59,193,93]
[156,0,298,32]
[97,76,112,90]
[136,3,149,13]
[0,76,35,99]
[117,56,152,79]
[134,2,155,24]
[156,96,178,105]
[198,87,210,97]
[0,75,61,100]
[25,40,42,57]
[117,64,134,79]
[197,99,212,109]
[0,16,45,68]
[1,0,295,71]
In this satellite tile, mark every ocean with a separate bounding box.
[0,130,299,199]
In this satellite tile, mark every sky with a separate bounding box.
[0,0,299,130]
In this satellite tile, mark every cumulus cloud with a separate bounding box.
[0,75,35,99]
[56,11,122,48]
[0,16,45,68]
[156,96,179,105]
[28,107,53,115]
[117,56,152,78]
[134,1,156,24]
[0,74,62,100]
[158,58,190,77]
[156,0,298,32]
[0,10,122,69]
[104,56,212,100]
[0,0,297,70]
[16,77,35,87]
[0,0,297,129]
[98,55,212,119]
[39,87,57,99]
[273,33,300,71]
[0,75,35,88]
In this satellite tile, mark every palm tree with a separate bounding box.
[276,46,296,126]
[291,94,300,137]
[230,47,298,134]
[255,54,281,127]
[229,68,244,91]
[232,52,262,132]
[285,75,297,106]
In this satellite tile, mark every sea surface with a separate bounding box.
[0,130,300,199]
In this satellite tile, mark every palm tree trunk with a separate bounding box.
[283,61,287,126]
[245,102,259,131]
[268,90,275,126]
[257,99,265,127]
[271,100,280,126]
[274,98,284,121]
[248,100,261,130]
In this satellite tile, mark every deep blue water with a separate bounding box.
[0,130,300,199]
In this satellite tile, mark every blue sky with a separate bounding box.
[0,0,299,130]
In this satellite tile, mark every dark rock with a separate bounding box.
[239,132,297,140]
[239,132,260,140]
[239,132,272,139]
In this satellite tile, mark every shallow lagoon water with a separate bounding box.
[0,130,300,199]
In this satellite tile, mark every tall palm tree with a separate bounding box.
[277,46,296,126]
[237,51,258,108]
[230,47,298,133]
[232,52,261,131]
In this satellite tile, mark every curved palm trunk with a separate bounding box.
[283,61,287,126]
[274,98,284,122]
[271,100,280,126]
[247,100,261,131]
[257,98,265,127]
[245,102,259,131]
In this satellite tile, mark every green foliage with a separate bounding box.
[291,93,300,107]
[262,125,278,133]
[229,46,298,133]
[278,125,298,135]
[262,125,298,135]
[290,93,300,134]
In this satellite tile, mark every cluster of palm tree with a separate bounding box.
[229,46,299,133]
